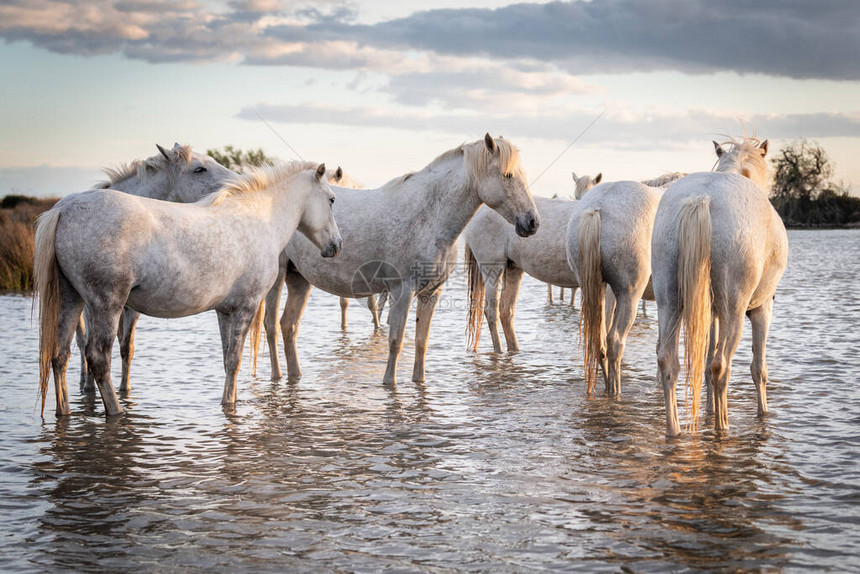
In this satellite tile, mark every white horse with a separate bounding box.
[651,137,787,436]
[323,168,387,331]
[565,178,666,395]
[547,171,603,305]
[75,144,238,391]
[35,162,341,416]
[465,194,591,353]
[266,134,538,384]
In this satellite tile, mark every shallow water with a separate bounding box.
[1,229,858,572]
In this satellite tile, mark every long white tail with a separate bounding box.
[34,208,62,415]
[678,196,712,429]
[465,243,486,352]
[577,209,605,393]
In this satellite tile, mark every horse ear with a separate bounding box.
[335,166,343,182]
[759,139,769,156]
[594,172,602,184]
[713,141,724,158]
[316,163,326,180]
[484,133,497,154]
[571,172,579,183]
[156,144,171,161]
[172,142,182,149]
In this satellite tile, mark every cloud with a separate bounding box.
[300,0,860,81]
[237,102,860,147]
[1,1,857,80]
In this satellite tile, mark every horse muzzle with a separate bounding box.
[515,212,540,237]
[321,237,342,258]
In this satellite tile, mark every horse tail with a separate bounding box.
[678,195,712,430]
[577,209,605,393]
[465,243,484,351]
[34,207,62,416]
[248,299,265,377]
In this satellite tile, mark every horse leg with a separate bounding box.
[383,288,413,385]
[605,289,637,396]
[499,265,524,353]
[483,271,503,353]
[559,287,565,302]
[570,286,578,308]
[710,307,745,433]
[412,287,442,382]
[220,304,257,406]
[378,291,390,325]
[547,283,553,304]
[53,276,84,415]
[85,302,125,416]
[340,297,349,330]
[748,297,774,417]
[263,260,286,380]
[281,266,312,378]
[641,299,647,317]
[118,307,139,393]
[705,318,718,414]
[657,306,682,437]
[598,287,616,385]
[367,295,381,329]
[75,314,91,391]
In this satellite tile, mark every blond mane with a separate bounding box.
[463,137,524,187]
[95,145,194,189]
[713,136,768,190]
[375,136,524,194]
[200,161,318,206]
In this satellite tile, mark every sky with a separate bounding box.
[1,0,858,199]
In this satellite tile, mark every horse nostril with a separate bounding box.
[528,217,536,231]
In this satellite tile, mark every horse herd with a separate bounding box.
[34,134,788,437]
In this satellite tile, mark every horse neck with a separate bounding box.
[256,176,309,248]
[716,153,768,193]
[111,169,174,199]
[402,154,483,246]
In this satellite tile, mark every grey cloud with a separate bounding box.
[2,1,857,80]
[237,103,860,146]
[267,0,860,80]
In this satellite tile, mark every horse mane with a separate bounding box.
[200,161,317,206]
[641,172,686,188]
[376,136,523,194]
[462,137,524,186]
[713,136,768,190]
[95,145,194,189]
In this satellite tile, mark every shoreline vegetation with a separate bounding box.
[0,195,58,292]
[1,140,856,292]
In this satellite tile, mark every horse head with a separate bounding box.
[471,133,539,237]
[572,171,602,200]
[154,143,238,203]
[299,163,342,258]
[713,137,769,191]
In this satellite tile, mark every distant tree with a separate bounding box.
[770,139,841,201]
[206,145,273,172]
[770,140,859,227]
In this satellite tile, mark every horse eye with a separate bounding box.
[194,167,207,174]
[329,197,335,205]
